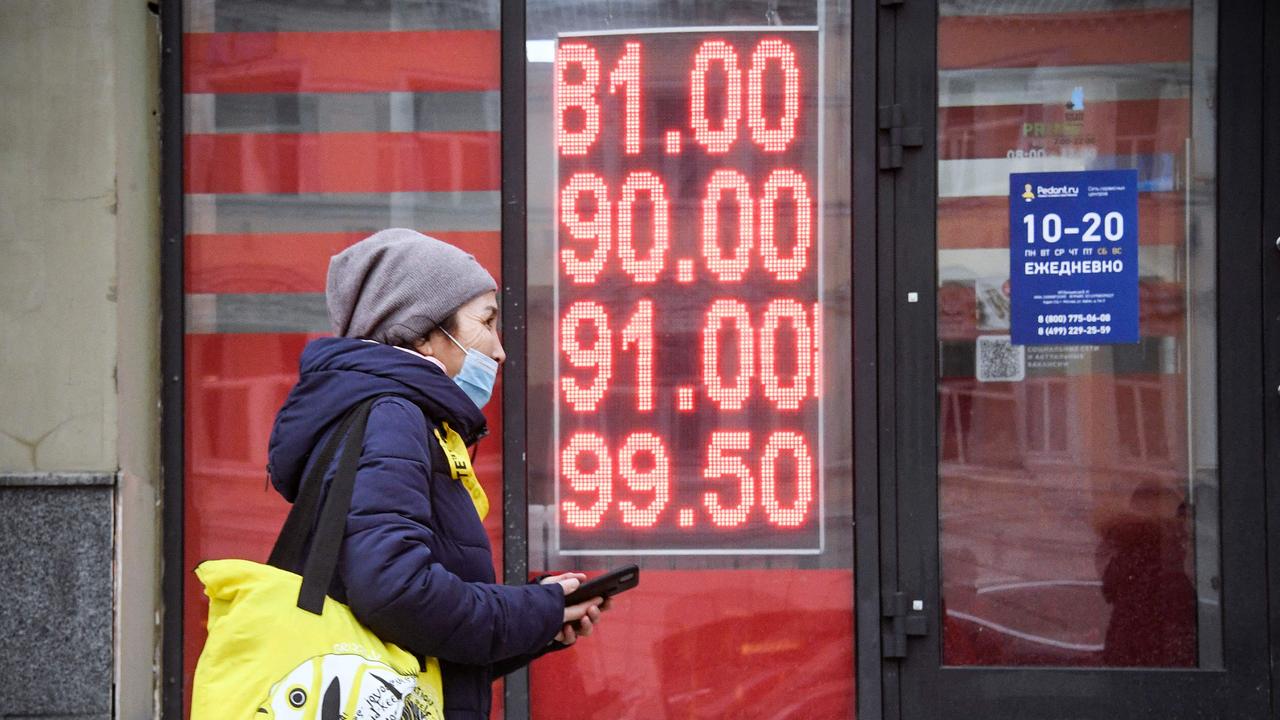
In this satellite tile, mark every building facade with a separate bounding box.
[3,0,1280,718]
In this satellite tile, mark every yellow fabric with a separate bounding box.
[191,558,444,720]
[433,422,489,521]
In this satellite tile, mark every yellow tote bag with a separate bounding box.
[192,559,443,719]
[191,397,444,719]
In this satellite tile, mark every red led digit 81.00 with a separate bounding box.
[554,29,822,554]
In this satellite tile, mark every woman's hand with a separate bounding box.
[556,599,604,645]
[541,572,607,645]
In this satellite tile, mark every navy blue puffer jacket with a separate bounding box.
[267,337,565,719]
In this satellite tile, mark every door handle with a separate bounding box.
[883,591,929,658]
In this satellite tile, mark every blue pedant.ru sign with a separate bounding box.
[1009,169,1140,345]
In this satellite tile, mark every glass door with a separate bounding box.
[891,2,1271,717]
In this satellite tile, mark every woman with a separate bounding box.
[267,228,604,719]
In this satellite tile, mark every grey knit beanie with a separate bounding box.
[326,228,497,346]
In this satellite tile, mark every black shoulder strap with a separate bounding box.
[268,406,361,571]
[267,396,383,615]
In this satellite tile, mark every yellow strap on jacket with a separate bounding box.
[432,422,489,521]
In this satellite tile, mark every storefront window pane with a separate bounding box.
[935,0,1222,668]
[180,0,506,712]
[525,1,854,716]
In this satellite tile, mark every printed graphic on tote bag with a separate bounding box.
[258,653,441,720]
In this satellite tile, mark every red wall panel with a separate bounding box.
[185,31,500,93]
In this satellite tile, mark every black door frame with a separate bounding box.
[852,0,886,716]
[1263,0,1280,714]
[868,1,932,719]
[159,0,186,716]
[881,2,1274,719]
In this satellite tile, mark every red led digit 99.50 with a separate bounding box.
[553,28,824,555]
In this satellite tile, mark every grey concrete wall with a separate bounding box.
[0,3,120,470]
[0,1,161,718]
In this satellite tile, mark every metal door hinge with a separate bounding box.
[882,591,928,658]
[878,104,923,170]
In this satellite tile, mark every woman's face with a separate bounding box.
[414,291,505,377]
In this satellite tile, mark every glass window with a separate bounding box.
[525,1,855,715]
[180,0,506,712]
[935,0,1222,669]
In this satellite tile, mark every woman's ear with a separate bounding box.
[413,336,435,357]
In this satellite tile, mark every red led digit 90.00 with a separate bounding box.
[561,170,813,282]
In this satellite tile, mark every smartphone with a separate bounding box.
[563,565,640,606]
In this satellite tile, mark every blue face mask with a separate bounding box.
[441,329,499,410]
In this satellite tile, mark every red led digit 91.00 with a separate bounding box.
[553,29,823,554]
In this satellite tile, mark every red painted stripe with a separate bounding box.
[939,193,1185,250]
[184,132,499,194]
[939,99,1190,160]
[940,10,1191,69]
[184,31,499,93]
[185,231,501,293]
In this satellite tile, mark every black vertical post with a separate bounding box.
[1261,0,1280,715]
[881,0,939,716]
[159,0,186,716]
[852,0,884,718]
[1218,0,1270,712]
[501,0,531,716]
[874,1,902,717]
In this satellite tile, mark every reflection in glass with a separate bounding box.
[936,0,1221,668]
[181,0,508,713]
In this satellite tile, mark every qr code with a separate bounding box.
[976,335,1025,382]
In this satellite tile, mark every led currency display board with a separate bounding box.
[553,28,824,554]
